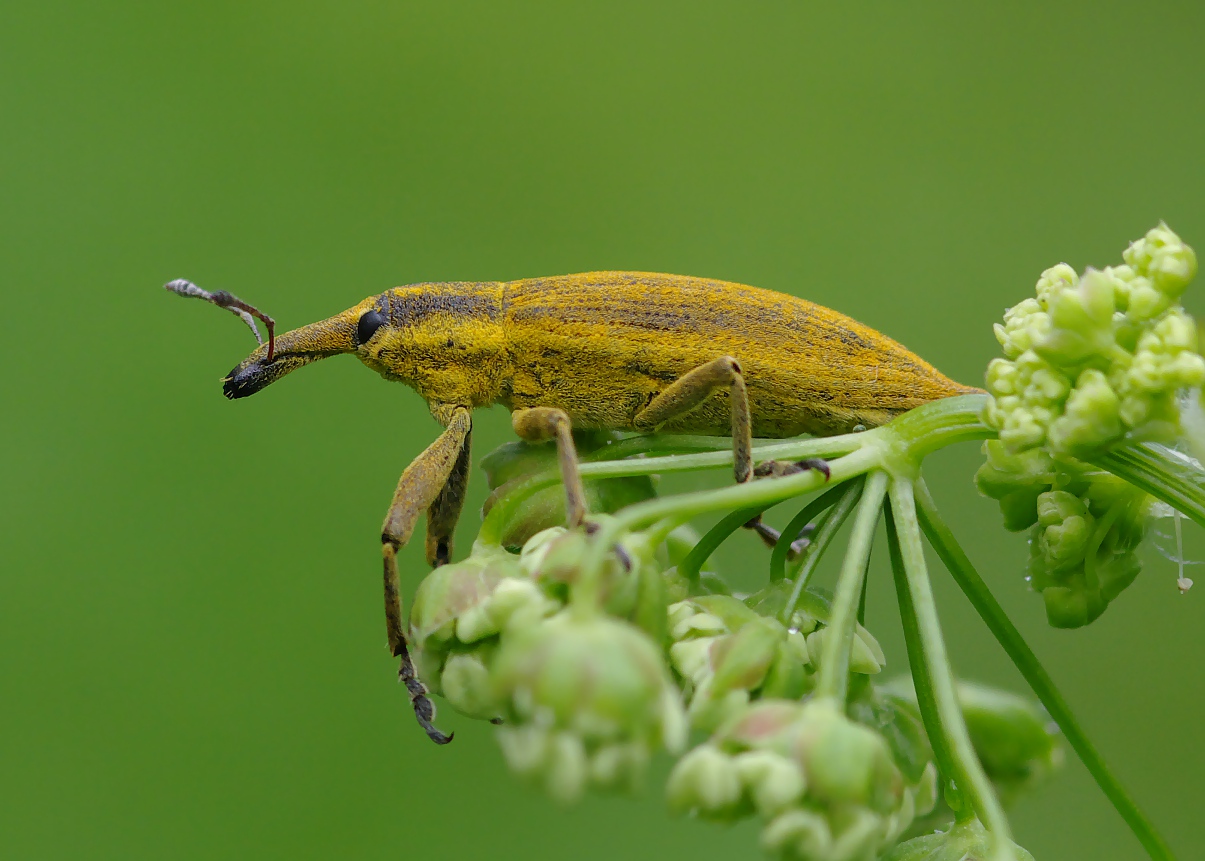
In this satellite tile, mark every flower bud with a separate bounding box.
[440,646,500,720]
[957,682,1062,801]
[1123,222,1197,306]
[1046,368,1123,456]
[519,521,670,640]
[790,699,903,812]
[734,749,807,816]
[804,624,885,675]
[762,807,883,861]
[882,677,1062,810]
[408,544,557,719]
[667,744,744,817]
[880,819,1034,861]
[492,611,686,800]
[1036,268,1118,367]
[409,546,526,649]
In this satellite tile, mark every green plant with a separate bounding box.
[407,224,1202,860]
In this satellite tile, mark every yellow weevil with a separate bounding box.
[167,271,976,742]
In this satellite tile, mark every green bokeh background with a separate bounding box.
[3,3,1203,858]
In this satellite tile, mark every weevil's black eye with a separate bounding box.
[356,309,386,345]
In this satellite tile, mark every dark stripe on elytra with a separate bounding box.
[387,284,501,328]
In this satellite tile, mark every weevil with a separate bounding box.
[168,271,977,742]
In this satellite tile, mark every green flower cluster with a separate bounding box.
[408,526,683,801]
[978,224,1202,626]
[976,442,1153,626]
[405,436,1061,859]
[668,698,933,861]
[668,584,883,734]
[984,223,1203,456]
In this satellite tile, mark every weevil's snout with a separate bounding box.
[222,354,306,399]
[221,300,373,399]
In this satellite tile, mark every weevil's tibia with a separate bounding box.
[380,405,472,744]
[632,355,816,547]
[511,407,587,526]
[164,278,277,361]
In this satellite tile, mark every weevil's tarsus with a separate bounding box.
[746,459,832,551]
[753,457,832,481]
[380,407,472,743]
[165,278,277,361]
[396,628,453,744]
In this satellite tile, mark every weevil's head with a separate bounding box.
[222,294,388,398]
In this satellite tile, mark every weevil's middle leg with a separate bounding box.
[512,407,587,527]
[381,405,471,744]
[632,356,826,552]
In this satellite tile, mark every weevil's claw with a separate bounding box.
[800,458,831,481]
[745,518,816,556]
[787,522,817,560]
[397,643,454,745]
[753,457,831,481]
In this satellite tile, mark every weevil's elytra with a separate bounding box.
[181,271,979,743]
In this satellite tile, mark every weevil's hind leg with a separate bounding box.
[425,424,472,567]
[511,407,587,527]
[632,356,828,554]
[381,406,472,744]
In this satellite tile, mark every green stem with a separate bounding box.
[815,471,887,702]
[884,502,972,821]
[769,482,848,581]
[580,447,884,610]
[479,432,876,545]
[914,479,1176,861]
[778,478,865,626]
[678,506,764,582]
[889,478,1015,861]
[1090,444,1205,530]
[880,393,995,461]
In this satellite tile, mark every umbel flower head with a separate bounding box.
[667,698,934,861]
[978,223,1204,626]
[984,223,1204,457]
[491,608,687,802]
[408,543,558,720]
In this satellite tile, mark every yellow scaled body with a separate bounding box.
[225,272,972,432]
[213,270,975,744]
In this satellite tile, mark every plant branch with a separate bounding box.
[889,478,1016,861]
[914,479,1176,861]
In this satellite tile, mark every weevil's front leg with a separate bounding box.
[381,405,471,744]
[511,407,588,527]
[632,356,824,552]
[425,423,472,567]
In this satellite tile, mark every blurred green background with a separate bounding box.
[3,2,1204,859]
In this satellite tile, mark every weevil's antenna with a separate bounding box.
[165,279,277,362]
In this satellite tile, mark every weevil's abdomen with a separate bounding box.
[501,272,977,437]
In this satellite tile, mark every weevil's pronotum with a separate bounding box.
[167,271,977,742]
